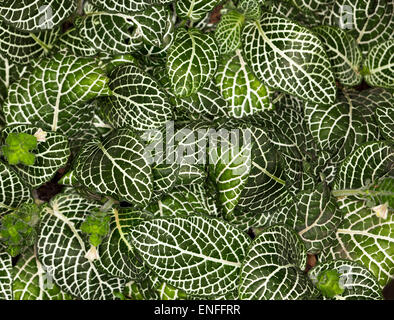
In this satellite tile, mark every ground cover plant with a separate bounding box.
[0,0,393,300]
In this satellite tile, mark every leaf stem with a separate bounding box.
[29,33,52,53]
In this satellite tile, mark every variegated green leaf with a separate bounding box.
[75,129,153,207]
[322,196,394,287]
[99,64,172,132]
[239,224,320,300]
[237,0,261,20]
[90,0,174,14]
[1,125,70,188]
[313,26,362,87]
[74,13,143,55]
[37,193,125,300]
[375,92,394,142]
[214,10,245,56]
[333,141,393,191]
[128,215,251,297]
[0,252,12,300]
[3,53,111,135]
[53,27,98,57]
[291,0,335,13]
[166,28,218,98]
[309,259,383,300]
[0,55,26,104]
[323,0,394,55]
[0,0,76,32]
[146,184,218,217]
[0,161,32,217]
[305,89,381,166]
[269,183,343,254]
[176,0,220,21]
[215,49,273,118]
[96,208,148,280]
[243,12,336,105]
[0,20,60,65]
[364,40,394,89]
[13,247,73,300]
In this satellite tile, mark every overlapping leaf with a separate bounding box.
[242,12,336,105]
[128,215,251,297]
[364,40,394,89]
[239,224,320,300]
[0,20,60,64]
[176,0,220,21]
[166,28,218,98]
[322,196,394,287]
[12,247,73,300]
[313,26,362,86]
[99,64,172,132]
[74,13,143,55]
[0,161,32,217]
[309,260,383,300]
[215,50,273,118]
[37,193,125,299]
[1,125,70,188]
[75,129,153,206]
[0,252,12,300]
[323,0,394,55]
[0,0,76,32]
[214,10,245,55]
[3,53,111,134]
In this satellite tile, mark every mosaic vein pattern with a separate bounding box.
[239,225,319,300]
[129,215,251,297]
[0,0,76,32]
[309,259,382,300]
[1,125,70,188]
[75,129,153,206]
[0,252,12,300]
[3,53,111,134]
[167,28,218,98]
[364,40,394,89]
[37,193,125,299]
[243,12,336,105]
[176,0,220,21]
[214,10,244,55]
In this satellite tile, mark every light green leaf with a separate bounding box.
[3,53,111,135]
[0,0,76,32]
[309,259,382,300]
[0,161,32,217]
[0,20,60,65]
[242,12,336,105]
[13,247,73,300]
[166,28,218,98]
[74,12,143,55]
[237,0,261,20]
[99,64,172,132]
[239,224,320,300]
[214,10,245,56]
[176,0,220,21]
[37,193,125,299]
[0,252,12,300]
[75,129,153,207]
[323,0,394,55]
[313,26,362,87]
[215,49,273,118]
[129,215,251,297]
[322,196,394,287]
[1,125,70,188]
[364,40,394,89]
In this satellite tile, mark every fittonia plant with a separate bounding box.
[0,0,393,301]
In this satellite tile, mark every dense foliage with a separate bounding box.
[0,0,393,300]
